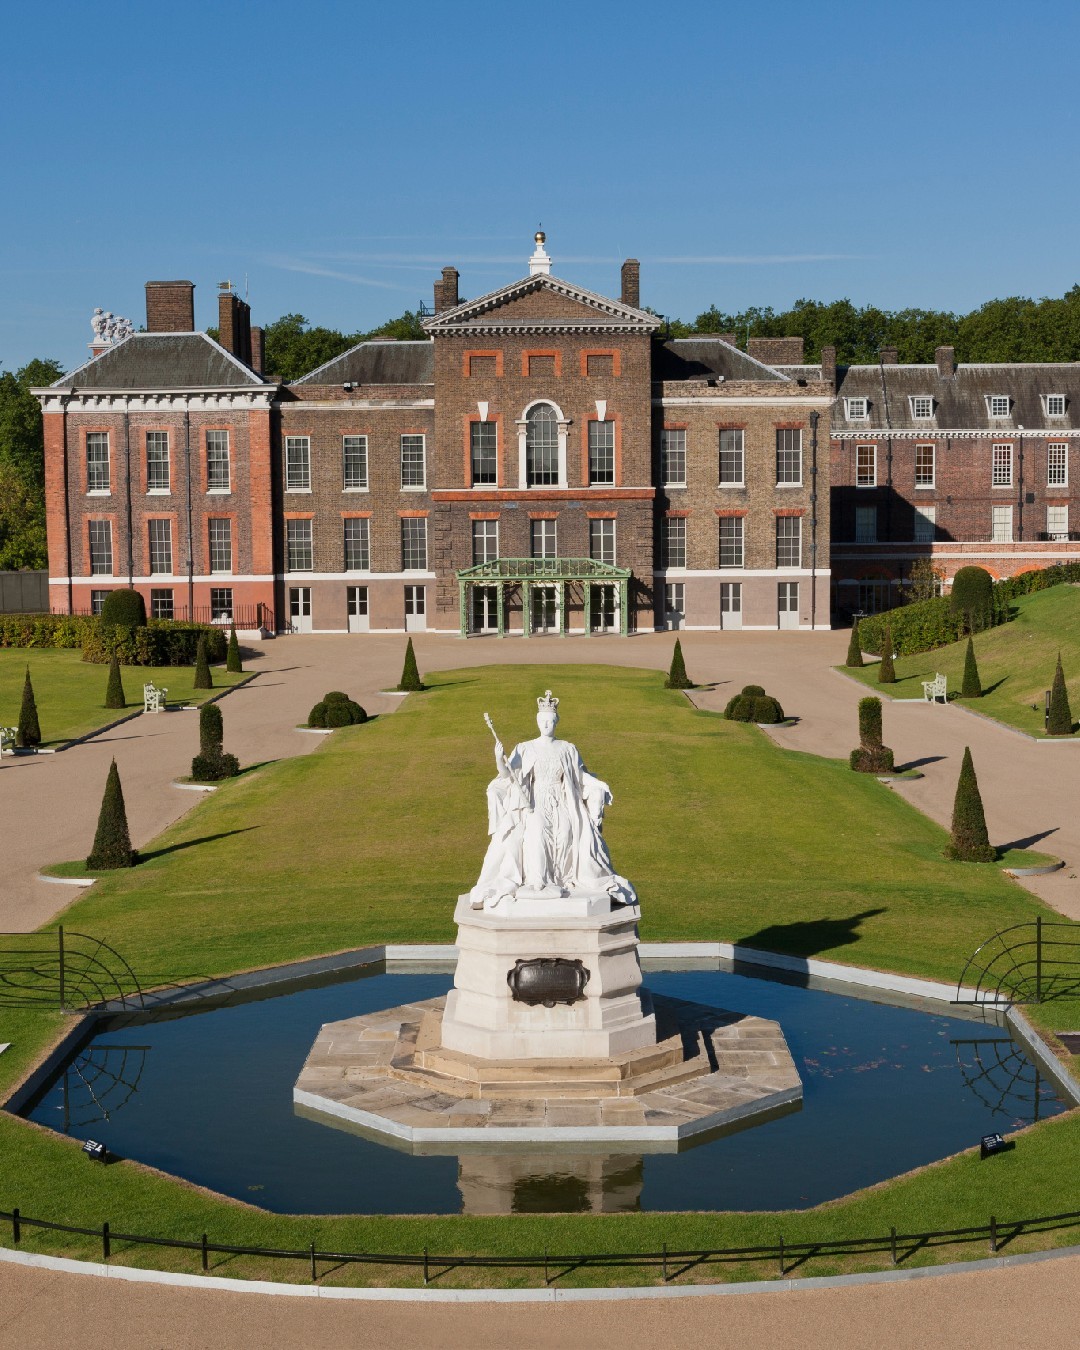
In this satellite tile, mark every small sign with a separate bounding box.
[82,1139,108,1163]
[981,1132,1008,1159]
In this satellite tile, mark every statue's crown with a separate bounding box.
[537,689,560,712]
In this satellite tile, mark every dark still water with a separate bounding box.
[19,968,1067,1215]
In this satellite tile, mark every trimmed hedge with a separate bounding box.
[724,684,785,724]
[308,690,367,728]
[0,613,226,665]
[0,614,95,649]
[100,588,147,628]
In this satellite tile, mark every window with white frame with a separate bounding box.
[208,518,232,573]
[286,518,313,571]
[1047,505,1069,539]
[855,505,877,543]
[471,519,498,565]
[844,397,868,419]
[210,587,233,621]
[776,428,802,484]
[915,443,936,488]
[343,436,368,490]
[470,423,497,486]
[913,504,936,542]
[910,395,934,420]
[1045,394,1066,417]
[856,444,876,487]
[719,429,744,485]
[400,434,426,488]
[148,519,172,574]
[285,436,310,491]
[88,521,112,575]
[86,432,110,492]
[91,589,109,615]
[664,582,684,621]
[992,443,1013,487]
[150,588,173,619]
[588,421,615,485]
[146,432,170,492]
[401,516,427,570]
[992,505,1013,542]
[344,517,370,571]
[661,517,686,568]
[776,515,801,568]
[660,428,686,486]
[988,395,1011,418]
[530,518,557,559]
[526,405,560,487]
[719,516,744,567]
[206,431,231,491]
[589,518,616,565]
[1048,442,1068,487]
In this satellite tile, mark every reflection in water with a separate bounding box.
[57,1044,148,1132]
[458,1153,643,1215]
[951,1037,1058,1127]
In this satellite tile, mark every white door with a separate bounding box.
[289,586,312,633]
[720,582,742,630]
[532,584,557,634]
[404,584,427,632]
[471,585,499,634]
[590,583,617,633]
[347,585,369,633]
[664,582,684,631]
[778,581,799,629]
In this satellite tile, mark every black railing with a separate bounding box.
[955,918,1080,1006]
[0,928,144,1013]
[2,1204,1078,1285]
[69,604,274,630]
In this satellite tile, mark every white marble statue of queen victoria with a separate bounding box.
[468,691,636,911]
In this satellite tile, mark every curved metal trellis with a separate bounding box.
[0,928,144,1012]
[955,918,1080,1005]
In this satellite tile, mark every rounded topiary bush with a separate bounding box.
[100,588,147,629]
[307,701,329,728]
[950,566,993,633]
[723,684,785,724]
[191,750,241,782]
[308,692,366,728]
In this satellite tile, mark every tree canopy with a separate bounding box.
[0,358,63,569]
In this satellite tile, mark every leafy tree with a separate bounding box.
[15,664,41,748]
[906,558,944,604]
[104,653,126,709]
[961,638,982,699]
[845,621,864,668]
[877,624,896,684]
[665,639,692,689]
[1047,652,1074,736]
[226,625,243,673]
[193,635,212,690]
[397,638,423,692]
[945,747,996,861]
[86,759,137,869]
[0,358,63,570]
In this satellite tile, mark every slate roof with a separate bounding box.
[54,333,269,389]
[655,339,790,384]
[833,363,1080,431]
[294,340,434,386]
[423,273,661,332]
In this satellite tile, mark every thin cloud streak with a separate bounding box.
[261,256,413,292]
[650,254,866,265]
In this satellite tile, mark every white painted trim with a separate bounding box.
[282,398,434,410]
[52,574,276,585]
[833,428,1080,440]
[653,568,831,579]
[657,396,833,408]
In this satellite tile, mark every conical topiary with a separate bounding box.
[945,746,996,861]
[665,638,692,690]
[397,637,423,692]
[191,699,239,781]
[845,621,864,669]
[877,624,896,684]
[961,637,982,699]
[15,664,40,749]
[1047,652,1074,736]
[86,759,137,869]
[104,652,126,710]
[849,695,894,773]
[193,635,212,690]
[226,625,243,674]
[199,701,223,755]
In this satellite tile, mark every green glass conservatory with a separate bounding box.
[455,557,632,637]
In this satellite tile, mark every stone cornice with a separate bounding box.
[832,428,1080,440]
[36,389,277,414]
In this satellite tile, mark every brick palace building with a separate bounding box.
[34,235,1080,634]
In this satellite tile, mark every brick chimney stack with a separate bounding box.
[621,259,640,309]
[718,332,737,346]
[146,281,195,332]
[218,289,253,366]
[250,326,264,376]
[820,344,837,391]
[879,346,898,365]
[935,345,956,378]
[434,267,459,314]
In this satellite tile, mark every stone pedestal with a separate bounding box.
[440,896,657,1060]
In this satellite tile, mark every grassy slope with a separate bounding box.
[0,649,247,745]
[846,585,1080,736]
[2,663,1077,1283]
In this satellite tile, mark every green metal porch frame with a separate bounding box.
[456,557,632,638]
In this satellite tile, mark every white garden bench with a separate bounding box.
[143,682,168,714]
[922,673,947,704]
[0,726,16,754]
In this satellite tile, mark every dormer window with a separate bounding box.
[1045,394,1067,417]
[987,394,1011,418]
[909,395,934,419]
[845,397,869,420]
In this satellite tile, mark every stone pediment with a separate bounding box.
[423,274,662,336]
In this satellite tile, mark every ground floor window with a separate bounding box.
[347,585,368,618]
[404,585,425,616]
[532,584,558,633]
[90,589,109,616]
[664,582,684,629]
[721,581,742,628]
[151,588,174,619]
[992,504,1013,543]
[210,587,233,621]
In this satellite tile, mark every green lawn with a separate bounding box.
[0,649,248,746]
[1,662,1077,1286]
[845,585,1080,737]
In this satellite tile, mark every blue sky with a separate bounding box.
[4,0,1079,373]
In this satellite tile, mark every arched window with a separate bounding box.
[526,404,559,487]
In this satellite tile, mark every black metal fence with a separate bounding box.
[956,918,1080,1006]
[2,1205,1078,1286]
[0,928,144,1013]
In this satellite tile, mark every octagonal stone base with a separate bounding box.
[293,992,801,1148]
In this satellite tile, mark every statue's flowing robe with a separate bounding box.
[469,736,636,910]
